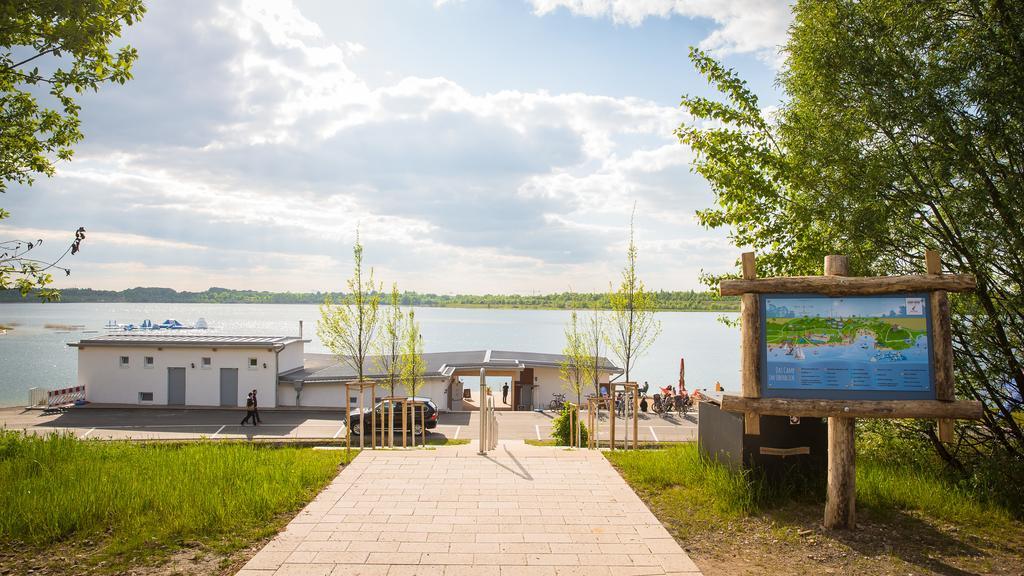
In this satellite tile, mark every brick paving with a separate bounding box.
[237,441,701,576]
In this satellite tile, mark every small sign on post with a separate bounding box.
[719,252,982,530]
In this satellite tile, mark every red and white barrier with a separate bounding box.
[47,385,86,408]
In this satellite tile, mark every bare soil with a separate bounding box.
[0,537,267,576]
[638,488,1024,576]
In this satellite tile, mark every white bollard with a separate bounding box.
[479,368,487,455]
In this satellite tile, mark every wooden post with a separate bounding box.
[740,252,761,435]
[402,397,408,449]
[609,392,616,451]
[421,404,426,448]
[927,250,955,443]
[633,388,639,450]
[370,385,376,450]
[825,416,856,529]
[345,385,351,457]
[824,254,855,530]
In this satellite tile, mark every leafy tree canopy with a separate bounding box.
[1,0,144,191]
[679,0,1024,466]
[1,0,145,299]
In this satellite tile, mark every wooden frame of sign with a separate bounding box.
[718,252,983,530]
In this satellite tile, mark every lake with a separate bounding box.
[0,303,739,407]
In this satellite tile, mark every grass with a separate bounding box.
[605,443,1024,575]
[0,431,351,573]
[604,444,762,530]
[428,437,470,446]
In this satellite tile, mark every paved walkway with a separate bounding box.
[238,441,701,576]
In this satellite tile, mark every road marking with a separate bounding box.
[332,426,345,439]
[535,424,541,440]
[211,425,226,439]
[454,426,461,439]
[649,426,659,442]
[79,427,96,439]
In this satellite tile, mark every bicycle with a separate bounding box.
[548,392,567,410]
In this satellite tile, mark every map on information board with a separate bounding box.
[760,294,934,400]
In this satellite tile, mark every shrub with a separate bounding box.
[550,403,588,446]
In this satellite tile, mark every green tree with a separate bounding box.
[583,305,607,398]
[607,209,661,383]
[400,310,426,399]
[374,283,405,398]
[559,302,590,407]
[677,0,1024,465]
[318,233,381,382]
[1,0,144,299]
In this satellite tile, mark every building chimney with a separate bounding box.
[299,320,304,339]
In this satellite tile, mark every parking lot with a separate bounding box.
[0,406,697,443]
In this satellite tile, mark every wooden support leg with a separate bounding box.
[744,412,761,436]
[825,416,856,529]
[937,418,954,444]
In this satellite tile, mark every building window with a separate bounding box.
[201,357,212,369]
[119,356,129,368]
[248,357,258,369]
[138,392,153,402]
[144,356,154,369]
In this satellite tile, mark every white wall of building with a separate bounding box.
[277,378,452,411]
[78,346,280,407]
[277,340,305,373]
[531,366,612,408]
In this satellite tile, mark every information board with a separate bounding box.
[759,293,934,400]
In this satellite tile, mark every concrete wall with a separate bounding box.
[78,346,279,407]
[277,378,453,411]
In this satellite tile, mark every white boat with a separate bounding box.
[195,317,209,330]
[794,348,806,360]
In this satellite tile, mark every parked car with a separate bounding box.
[347,397,438,435]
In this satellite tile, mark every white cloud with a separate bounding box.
[3,0,739,294]
[526,0,791,63]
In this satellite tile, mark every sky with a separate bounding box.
[1,0,793,294]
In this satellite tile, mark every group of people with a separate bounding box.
[240,389,262,426]
[608,381,711,416]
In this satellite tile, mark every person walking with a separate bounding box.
[502,383,509,405]
[240,392,257,426]
[252,389,262,424]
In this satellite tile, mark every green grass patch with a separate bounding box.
[857,457,1017,532]
[606,442,1021,539]
[0,432,351,571]
[605,444,762,528]
[426,437,470,446]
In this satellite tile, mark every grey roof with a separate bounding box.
[68,334,305,348]
[281,349,621,384]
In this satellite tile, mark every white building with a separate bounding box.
[70,335,621,411]
[70,334,306,407]
[279,349,621,411]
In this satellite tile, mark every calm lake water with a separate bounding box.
[0,303,739,407]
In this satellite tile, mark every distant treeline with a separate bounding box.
[0,287,739,312]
